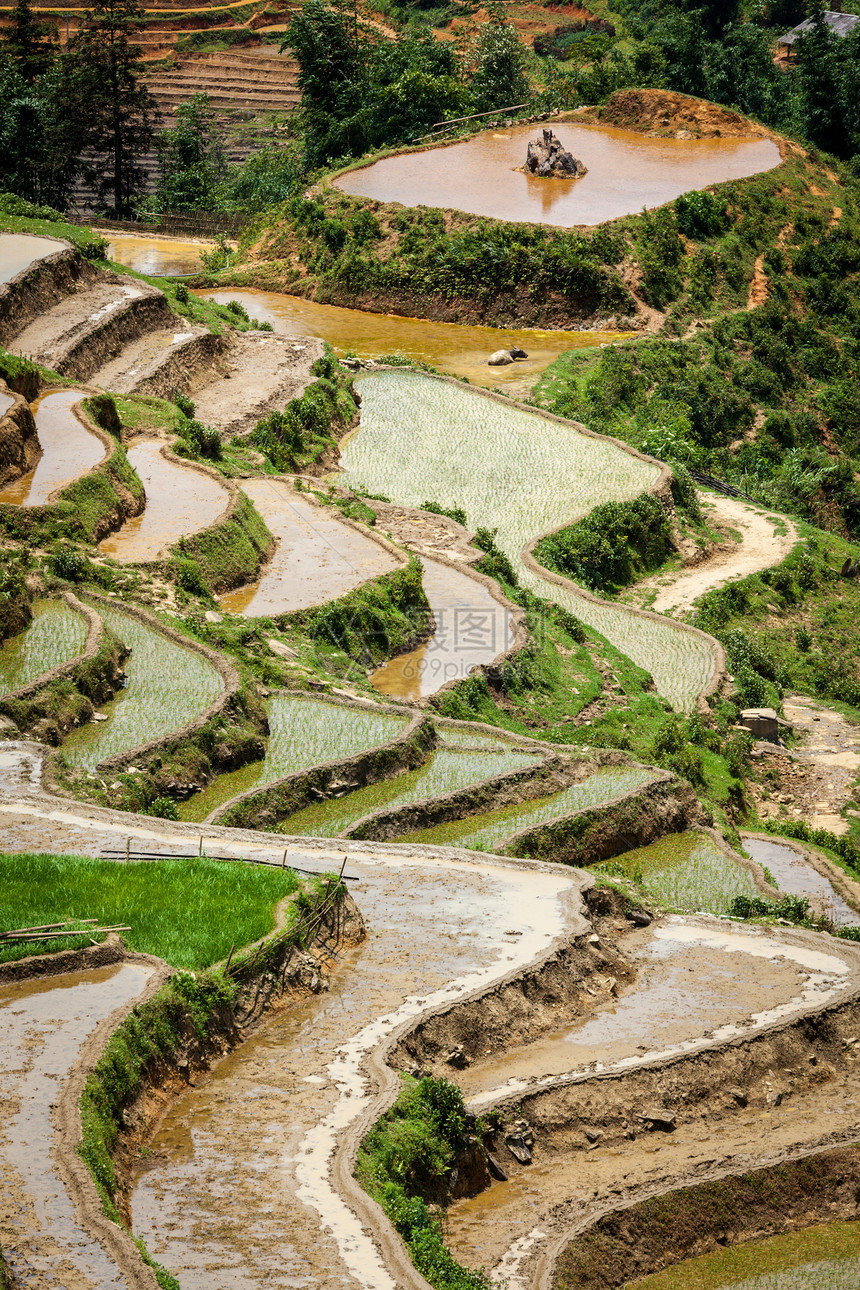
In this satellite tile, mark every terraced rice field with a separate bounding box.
[435,726,524,750]
[278,746,541,837]
[60,605,223,768]
[398,765,657,850]
[337,373,716,710]
[0,390,105,507]
[0,232,61,283]
[0,600,86,695]
[181,696,408,822]
[630,1220,860,1290]
[597,830,760,915]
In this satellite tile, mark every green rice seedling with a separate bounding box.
[60,605,224,769]
[0,599,87,695]
[596,831,758,915]
[628,1219,860,1290]
[337,373,717,711]
[435,726,521,751]
[0,851,300,969]
[280,748,541,837]
[180,697,408,821]
[399,767,657,850]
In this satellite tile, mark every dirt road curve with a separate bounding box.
[639,493,798,617]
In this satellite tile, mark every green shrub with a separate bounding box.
[145,796,180,820]
[174,391,196,419]
[536,494,673,593]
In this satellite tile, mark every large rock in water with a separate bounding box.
[526,128,586,178]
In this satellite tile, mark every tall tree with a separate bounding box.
[71,0,154,214]
[4,0,57,83]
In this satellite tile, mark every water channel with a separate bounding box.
[334,123,782,227]
[743,834,860,927]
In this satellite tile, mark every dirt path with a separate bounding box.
[631,493,798,618]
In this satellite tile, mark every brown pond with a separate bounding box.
[100,439,229,562]
[196,288,624,392]
[220,480,398,616]
[334,123,782,227]
[0,962,153,1287]
[0,389,105,507]
[0,232,63,284]
[371,556,514,701]
[101,231,218,278]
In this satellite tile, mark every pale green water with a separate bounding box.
[597,831,758,915]
[181,696,408,822]
[280,747,540,837]
[336,372,717,711]
[0,600,87,696]
[398,766,656,851]
[61,606,224,769]
[626,1219,860,1289]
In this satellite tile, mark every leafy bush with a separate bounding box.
[536,494,673,593]
[146,796,180,820]
[175,418,222,462]
[174,391,195,419]
[50,547,86,582]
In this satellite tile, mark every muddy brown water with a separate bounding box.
[744,835,860,927]
[0,390,105,507]
[334,123,782,227]
[99,439,228,561]
[371,555,514,700]
[197,287,624,392]
[0,233,63,284]
[220,480,398,615]
[0,962,153,1289]
[101,232,217,278]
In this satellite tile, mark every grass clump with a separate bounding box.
[535,493,675,595]
[357,1074,496,1290]
[250,347,358,472]
[0,852,299,968]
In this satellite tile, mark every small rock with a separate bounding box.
[445,1045,469,1069]
[583,1127,603,1143]
[637,1107,676,1130]
[627,908,652,927]
[505,1133,533,1165]
[487,1153,508,1181]
[204,610,223,624]
[728,1086,748,1107]
[766,1089,783,1107]
[267,638,298,661]
[92,712,109,722]
[587,933,600,945]
[488,350,514,366]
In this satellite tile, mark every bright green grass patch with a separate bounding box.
[0,852,298,969]
[398,766,657,851]
[112,395,183,437]
[0,599,86,695]
[597,831,758,916]
[279,747,539,837]
[626,1220,860,1290]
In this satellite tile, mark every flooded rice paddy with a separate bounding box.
[180,695,408,822]
[103,232,216,277]
[0,390,106,507]
[436,725,521,750]
[334,124,781,228]
[0,962,153,1288]
[219,480,398,616]
[0,232,63,283]
[0,389,14,416]
[371,556,514,700]
[743,835,860,927]
[60,604,223,769]
[597,831,760,916]
[630,1220,860,1289]
[0,600,86,696]
[278,746,541,837]
[398,765,658,850]
[198,287,623,392]
[337,371,716,709]
[99,439,228,562]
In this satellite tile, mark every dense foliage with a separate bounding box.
[536,494,674,593]
[249,347,358,471]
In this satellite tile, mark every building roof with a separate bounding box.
[779,10,860,45]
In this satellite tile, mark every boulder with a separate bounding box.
[525,128,586,179]
[488,350,514,366]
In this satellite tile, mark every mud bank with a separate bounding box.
[0,380,40,490]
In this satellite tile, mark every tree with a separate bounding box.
[0,49,87,207]
[4,0,57,82]
[469,3,530,111]
[152,91,225,210]
[70,0,155,214]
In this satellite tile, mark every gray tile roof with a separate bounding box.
[779,10,860,45]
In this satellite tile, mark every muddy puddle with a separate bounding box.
[744,834,860,927]
[99,439,228,561]
[197,287,625,392]
[180,694,408,823]
[0,962,153,1288]
[0,232,63,283]
[220,480,398,616]
[0,390,105,507]
[101,232,217,277]
[337,371,716,711]
[371,556,514,700]
[334,124,781,227]
[398,765,658,850]
[0,742,45,796]
[60,603,223,769]
[632,1218,860,1289]
[128,849,571,1290]
[0,599,87,696]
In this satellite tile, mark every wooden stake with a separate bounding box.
[199,835,203,856]
[225,943,235,973]
[282,848,288,869]
[126,837,130,861]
